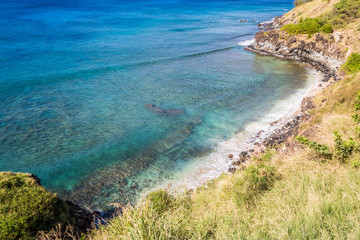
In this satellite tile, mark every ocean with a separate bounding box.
[0,0,316,210]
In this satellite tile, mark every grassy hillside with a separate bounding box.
[281,0,360,52]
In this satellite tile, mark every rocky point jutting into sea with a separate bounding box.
[228,11,351,172]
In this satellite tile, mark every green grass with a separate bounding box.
[0,172,69,240]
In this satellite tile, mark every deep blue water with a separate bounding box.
[0,0,311,209]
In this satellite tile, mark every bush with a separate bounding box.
[351,159,360,168]
[320,24,334,33]
[295,136,333,159]
[334,131,356,163]
[281,18,332,35]
[0,172,68,240]
[356,126,360,137]
[328,0,360,27]
[342,53,360,74]
[352,114,360,124]
[355,92,360,110]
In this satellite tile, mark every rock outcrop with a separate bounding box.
[246,30,347,79]
[257,16,283,30]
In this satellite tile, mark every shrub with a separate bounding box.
[355,92,360,110]
[328,0,360,27]
[281,18,332,35]
[334,131,356,163]
[320,24,334,33]
[0,172,68,240]
[281,24,299,35]
[352,114,360,124]
[295,136,333,159]
[342,53,360,74]
[351,159,360,168]
[356,126,360,137]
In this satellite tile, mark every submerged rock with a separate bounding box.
[67,120,199,210]
[145,104,186,115]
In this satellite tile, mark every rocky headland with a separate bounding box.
[228,13,352,172]
[245,30,347,80]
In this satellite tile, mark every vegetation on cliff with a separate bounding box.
[342,53,360,74]
[327,0,360,27]
[0,172,69,239]
[281,17,333,35]
[282,0,360,36]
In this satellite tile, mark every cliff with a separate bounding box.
[246,30,346,79]
[246,0,360,80]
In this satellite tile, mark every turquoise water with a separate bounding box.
[0,0,311,210]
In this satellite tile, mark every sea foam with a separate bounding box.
[238,39,255,46]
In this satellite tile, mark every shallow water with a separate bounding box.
[0,0,312,210]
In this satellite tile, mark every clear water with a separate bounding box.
[0,0,312,210]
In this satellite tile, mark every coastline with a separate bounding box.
[138,15,345,200]
[6,0,360,237]
[137,66,327,200]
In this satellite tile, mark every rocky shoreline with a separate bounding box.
[227,91,319,173]
[227,17,348,173]
[245,26,347,79]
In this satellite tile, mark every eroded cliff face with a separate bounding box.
[246,29,347,79]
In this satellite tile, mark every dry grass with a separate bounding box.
[88,149,360,239]
[283,0,341,24]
